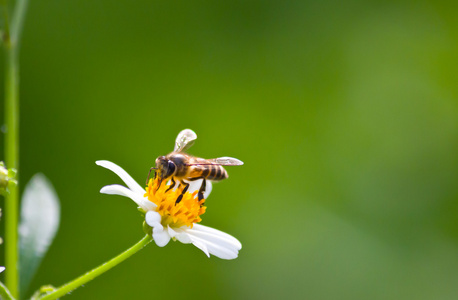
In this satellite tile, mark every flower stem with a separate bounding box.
[2,0,29,297]
[2,0,26,297]
[37,235,153,300]
[4,45,20,300]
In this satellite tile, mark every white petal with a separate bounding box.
[186,179,200,193]
[169,224,241,259]
[186,227,241,251]
[178,225,241,259]
[153,229,171,247]
[191,239,210,257]
[175,232,192,244]
[203,181,212,199]
[141,199,157,211]
[167,225,178,238]
[145,211,162,229]
[185,179,212,199]
[190,235,239,259]
[166,227,191,243]
[96,160,145,195]
[191,224,241,249]
[100,184,155,210]
[0,266,5,273]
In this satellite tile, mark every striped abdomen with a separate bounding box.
[205,164,228,181]
[189,164,228,181]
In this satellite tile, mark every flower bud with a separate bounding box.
[0,161,17,195]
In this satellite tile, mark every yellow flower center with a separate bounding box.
[144,178,206,228]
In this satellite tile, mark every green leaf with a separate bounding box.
[19,174,60,295]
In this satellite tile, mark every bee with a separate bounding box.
[148,129,243,203]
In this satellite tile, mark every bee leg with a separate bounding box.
[156,178,163,192]
[188,177,206,201]
[198,178,206,201]
[176,180,190,204]
[146,167,157,186]
[164,177,176,193]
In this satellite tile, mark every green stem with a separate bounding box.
[0,280,15,300]
[3,11,19,300]
[2,0,28,298]
[38,235,153,300]
[10,0,29,47]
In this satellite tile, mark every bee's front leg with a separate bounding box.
[165,177,176,193]
[175,180,190,204]
[146,167,157,186]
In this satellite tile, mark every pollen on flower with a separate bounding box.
[144,178,206,228]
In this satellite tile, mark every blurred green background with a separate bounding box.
[1,0,458,299]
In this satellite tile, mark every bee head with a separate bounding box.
[155,156,176,180]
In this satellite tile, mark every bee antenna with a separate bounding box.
[146,167,157,185]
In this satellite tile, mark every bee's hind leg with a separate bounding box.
[164,177,176,193]
[175,180,190,204]
[188,177,206,201]
[198,178,206,201]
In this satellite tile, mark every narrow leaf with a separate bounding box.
[19,173,60,295]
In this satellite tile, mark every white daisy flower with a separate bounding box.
[96,160,241,260]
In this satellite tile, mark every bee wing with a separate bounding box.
[174,129,197,152]
[206,157,244,166]
[185,156,243,166]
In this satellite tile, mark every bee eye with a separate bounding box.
[167,161,176,176]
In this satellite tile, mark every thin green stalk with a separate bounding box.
[38,235,153,300]
[2,0,28,297]
[10,0,29,47]
[3,17,20,300]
